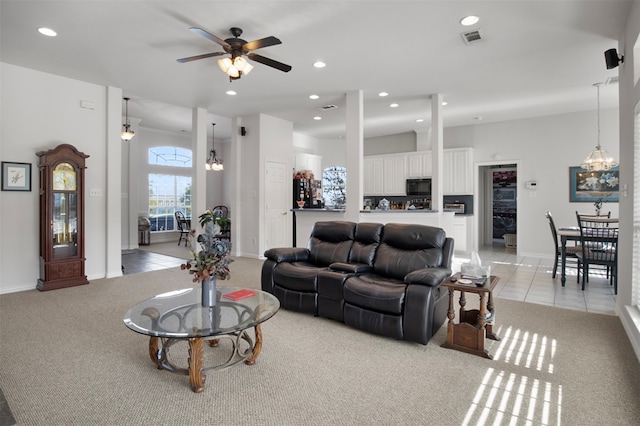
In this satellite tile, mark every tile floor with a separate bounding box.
[456,244,617,315]
[121,249,185,275]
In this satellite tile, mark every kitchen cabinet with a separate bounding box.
[363,156,384,195]
[295,153,322,179]
[383,154,407,195]
[452,215,473,253]
[407,151,432,178]
[443,148,473,195]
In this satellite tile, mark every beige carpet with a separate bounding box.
[1,257,639,425]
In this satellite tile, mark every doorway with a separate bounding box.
[477,163,518,250]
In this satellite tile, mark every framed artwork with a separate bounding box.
[569,166,619,202]
[1,161,31,191]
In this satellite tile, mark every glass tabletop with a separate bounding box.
[124,286,280,338]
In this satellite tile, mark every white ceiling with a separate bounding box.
[0,1,630,141]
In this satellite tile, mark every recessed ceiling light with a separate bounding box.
[415,119,424,123]
[313,116,322,120]
[38,27,57,37]
[390,103,399,108]
[313,61,326,68]
[309,94,319,100]
[460,15,479,26]
[442,101,448,106]
[378,92,389,97]
[226,90,237,96]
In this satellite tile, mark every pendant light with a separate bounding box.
[205,123,224,171]
[581,83,617,171]
[121,97,135,141]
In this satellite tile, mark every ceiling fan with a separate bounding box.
[177,27,292,81]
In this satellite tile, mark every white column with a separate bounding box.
[431,94,443,212]
[344,90,364,221]
[192,108,208,230]
[106,86,123,278]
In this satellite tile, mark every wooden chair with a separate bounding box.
[174,210,190,246]
[546,211,581,278]
[212,205,230,240]
[575,213,618,293]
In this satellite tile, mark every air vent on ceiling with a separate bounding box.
[461,29,483,45]
[320,104,338,110]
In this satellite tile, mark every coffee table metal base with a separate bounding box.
[148,324,263,393]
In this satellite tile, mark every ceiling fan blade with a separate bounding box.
[243,36,282,52]
[247,53,292,72]
[189,27,231,49]
[177,52,226,63]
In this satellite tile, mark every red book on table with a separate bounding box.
[223,289,256,301]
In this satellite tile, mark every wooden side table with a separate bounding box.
[441,274,501,359]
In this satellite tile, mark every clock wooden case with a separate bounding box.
[36,144,89,291]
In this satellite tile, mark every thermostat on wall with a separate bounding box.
[526,181,537,190]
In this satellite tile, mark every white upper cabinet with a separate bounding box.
[383,154,407,195]
[407,151,432,178]
[443,148,473,195]
[295,153,323,179]
[363,156,384,195]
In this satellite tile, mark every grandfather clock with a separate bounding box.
[36,144,89,291]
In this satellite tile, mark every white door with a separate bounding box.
[265,160,290,251]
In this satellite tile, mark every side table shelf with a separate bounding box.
[441,274,501,359]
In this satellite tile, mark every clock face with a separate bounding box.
[53,163,77,191]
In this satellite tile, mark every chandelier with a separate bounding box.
[121,97,135,141]
[581,83,617,171]
[205,123,224,171]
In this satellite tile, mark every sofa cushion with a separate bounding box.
[273,262,325,292]
[307,221,356,266]
[343,274,406,315]
[348,222,383,266]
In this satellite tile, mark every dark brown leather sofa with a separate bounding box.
[261,221,454,344]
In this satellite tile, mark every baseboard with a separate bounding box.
[0,282,36,295]
[619,305,640,365]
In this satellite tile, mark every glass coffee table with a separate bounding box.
[124,286,280,393]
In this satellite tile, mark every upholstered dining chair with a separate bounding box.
[174,210,190,246]
[546,211,581,278]
[575,213,618,293]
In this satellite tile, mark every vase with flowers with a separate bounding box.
[180,209,232,307]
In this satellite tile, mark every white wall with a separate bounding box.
[364,132,416,155]
[446,108,619,256]
[0,63,109,293]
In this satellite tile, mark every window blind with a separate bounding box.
[633,104,640,308]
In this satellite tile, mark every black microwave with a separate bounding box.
[406,178,432,196]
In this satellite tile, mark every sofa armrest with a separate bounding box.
[404,268,452,287]
[329,262,372,274]
[263,247,310,263]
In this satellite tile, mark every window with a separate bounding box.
[322,166,346,208]
[148,146,192,232]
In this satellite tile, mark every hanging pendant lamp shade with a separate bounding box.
[581,83,617,171]
[205,123,224,171]
[121,97,135,141]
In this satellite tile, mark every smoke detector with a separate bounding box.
[461,29,484,45]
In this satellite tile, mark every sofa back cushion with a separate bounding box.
[348,222,383,266]
[308,221,356,266]
[373,223,446,280]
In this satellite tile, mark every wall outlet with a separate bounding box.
[89,188,102,196]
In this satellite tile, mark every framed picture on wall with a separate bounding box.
[1,161,31,191]
[569,166,619,202]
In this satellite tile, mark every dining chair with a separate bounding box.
[577,211,611,219]
[575,213,618,293]
[212,205,231,240]
[174,210,190,246]
[545,211,581,278]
